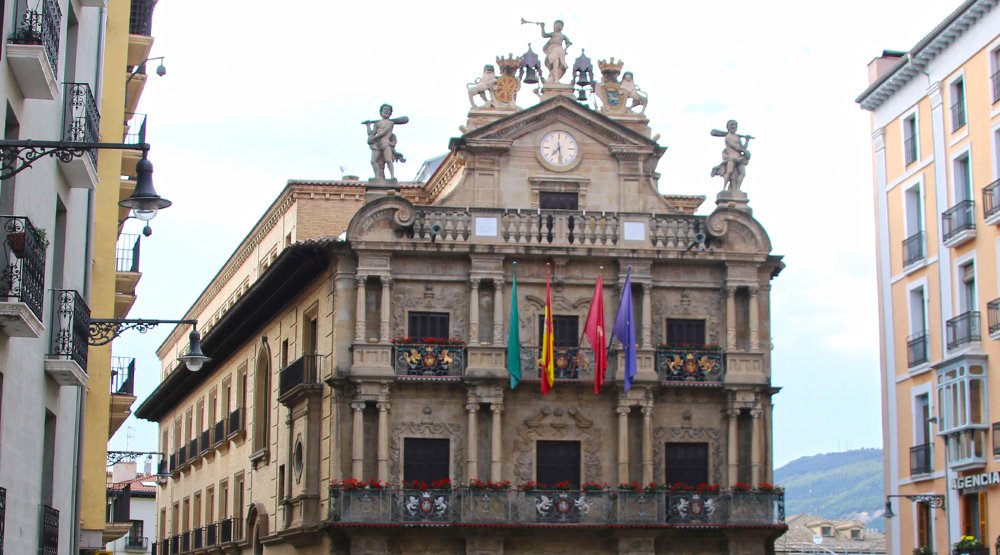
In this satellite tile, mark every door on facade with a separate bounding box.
[403,438,450,484]
[536,440,581,488]
[664,442,709,486]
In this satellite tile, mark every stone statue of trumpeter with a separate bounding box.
[522,18,572,84]
[363,103,409,182]
[710,120,753,192]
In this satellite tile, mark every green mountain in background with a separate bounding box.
[775,448,885,531]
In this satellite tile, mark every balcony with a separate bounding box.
[167,452,176,473]
[40,504,59,555]
[219,518,234,543]
[278,354,324,403]
[181,530,190,552]
[126,0,155,67]
[393,342,467,379]
[910,443,933,476]
[328,487,785,528]
[200,429,210,455]
[213,418,226,446]
[942,200,975,247]
[902,231,925,268]
[0,216,46,337]
[206,522,217,546]
[193,527,203,549]
[907,331,928,368]
[904,136,918,166]
[58,83,100,189]
[984,179,1000,226]
[177,445,187,467]
[188,438,198,463]
[44,289,90,387]
[227,407,244,438]
[170,534,179,554]
[125,536,148,551]
[946,429,987,471]
[656,347,724,383]
[518,345,597,382]
[109,357,137,437]
[993,70,1000,104]
[6,0,60,99]
[115,233,141,318]
[946,311,980,350]
[121,113,146,179]
[951,100,966,132]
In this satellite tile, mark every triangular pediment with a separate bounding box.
[455,94,659,150]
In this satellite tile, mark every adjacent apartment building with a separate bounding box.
[858,1,1000,553]
[137,51,786,554]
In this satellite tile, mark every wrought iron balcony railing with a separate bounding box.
[984,179,1000,222]
[167,452,176,473]
[910,443,933,476]
[124,112,147,145]
[989,299,1000,335]
[951,100,966,131]
[125,535,148,550]
[656,347,724,382]
[177,445,187,466]
[228,407,243,436]
[219,518,233,543]
[200,429,210,454]
[62,83,100,165]
[906,331,928,368]
[128,0,156,36]
[39,504,59,555]
[111,356,136,395]
[394,343,466,377]
[994,70,1000,104]
[206,522,217,546]
[518,346,595,381]
[942,200,975,243]
[279,354,323,395]
[8,0,61,77]
[0,215,47,320]
[116,233,141,273]
[328,488,785,527]
[193,527,203,549]
[181,530,190,552]
[904,136,918,166]
[169,534,179,554]
[48,289,90,372]
[188,438,197,462]
[946,311,980,349]
[214,418,225,446]
[902,230,925,267]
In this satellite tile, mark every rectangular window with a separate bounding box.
[219,479,229,519]
[962,491,988,542]
[907,287,928,367]
[281,339,289,368]
[917,501,933,549]
[951,77,966,131]
[193,492,202,528]
[903,185,924,266]
[408,311,450,341]
[537,314,579,348]
[992,47,1000,103]
[536,440,581,488]
[664,442,709,486]
[403,437,450,484]
[539,191,579,210]
[234,473,245,540]
[665,319,706,348]
[959,261,976,313]
[182,497,190,532]
[205,486,214,524]
[904,114,918,165]
[954,153,972,203]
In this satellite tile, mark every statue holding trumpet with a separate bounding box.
[710,120,754,193]
[363,103,409,182]
[521,18,572,84]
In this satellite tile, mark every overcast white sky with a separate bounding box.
[108,1,962,469]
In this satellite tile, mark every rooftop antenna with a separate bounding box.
[339,166,347,179]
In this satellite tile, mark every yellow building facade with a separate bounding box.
[858,1,1000,553]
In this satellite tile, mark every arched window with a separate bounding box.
[252,340,271,456]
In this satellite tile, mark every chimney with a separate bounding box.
[111,461,137,483]
[867,50,906,85]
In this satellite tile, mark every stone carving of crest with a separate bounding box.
[512,406,604,484]
[596,58,626,114]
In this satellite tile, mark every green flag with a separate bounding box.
[507,265,521,389]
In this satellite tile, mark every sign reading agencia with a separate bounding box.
[953,471,1000,491]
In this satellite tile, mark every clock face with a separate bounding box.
[540,131,579,167]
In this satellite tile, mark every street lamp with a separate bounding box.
[883,493,946,518]
[88,318,210,372]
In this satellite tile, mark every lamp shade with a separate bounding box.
[179,329,210,372]
[119,156,172,218]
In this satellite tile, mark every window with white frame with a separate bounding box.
[912,391,934,475]
[954,153,972,203]
[903,185,924,266]
[959,261,977,314]
[950,77,967,131]
[903,113,919,165]
[991,46,1000,103]
[907,286,928,367]
[936,361,987,433]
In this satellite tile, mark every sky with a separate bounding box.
[108,0,962,468]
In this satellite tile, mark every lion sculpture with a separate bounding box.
[468,64,498,108]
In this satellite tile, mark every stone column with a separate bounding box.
[727,408,739,486]
[351,402,365,478]
[493,281,505,345]
[750,407,762,486]
[749,286,760,350]
[641,283,652,348]
[641,406,653,483]
[379,277,392,343]
[469,279,480,344]
[490,404,503,480]
[355,277,367,342]
[466,403,479,479]
[376,402,390,481]
[725,286,736,348]
[616,406,630,483]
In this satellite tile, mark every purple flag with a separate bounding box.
[610,268,637,391]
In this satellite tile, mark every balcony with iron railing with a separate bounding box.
[0,215,46,337]
[44,289,90,386]
[125,535,148,551]
[214,418,226,446]
[200,429,211,455]
[904,136,918,166]
[907,331,928,368]
[60,82,101,188]
[993,70,1000,104]
[393,342,467,378]
[206,522,217,546]
[169,534,179,554]
[109,356,137,437]
[121,113,147,180]
[942,200,975,247]
[193,527,203,549]
[228,407,244,438]
[519,346,596,382]
[910,443,933,476]
[126,0,156,70]
[951,100,966,132]
[40,504,58,555]
[181,531,190,552]
[946,311,980,350]
[989,299,1000,337]
[984,179,1000,225]
[656,346,724,383]
[188,438,198,465]
[278,354,324,401]
[328,487,784,528]
[6,0,61,99]
[902,230,925,268]
[219,517,234,543]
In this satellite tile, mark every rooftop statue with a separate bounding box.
[363,104,409,182]
[710,120,753,193]
[468,65,498,109]
[619,72,647,114]
[522,18,572,84]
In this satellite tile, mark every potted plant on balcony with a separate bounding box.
[913,547,933,555]
[953,536,986,555]
[6,226,47,258]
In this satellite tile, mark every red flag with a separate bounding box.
[583,274,607,394]
[540,265,555,395]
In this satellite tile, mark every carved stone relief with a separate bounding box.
[652,426,723,484]
[512,406,604,484]
[390,284,468,339]
[522,293,591,343]
[389,421,465,483]
[651,289,721,345]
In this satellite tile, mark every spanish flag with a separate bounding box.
[540,264,555,395]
